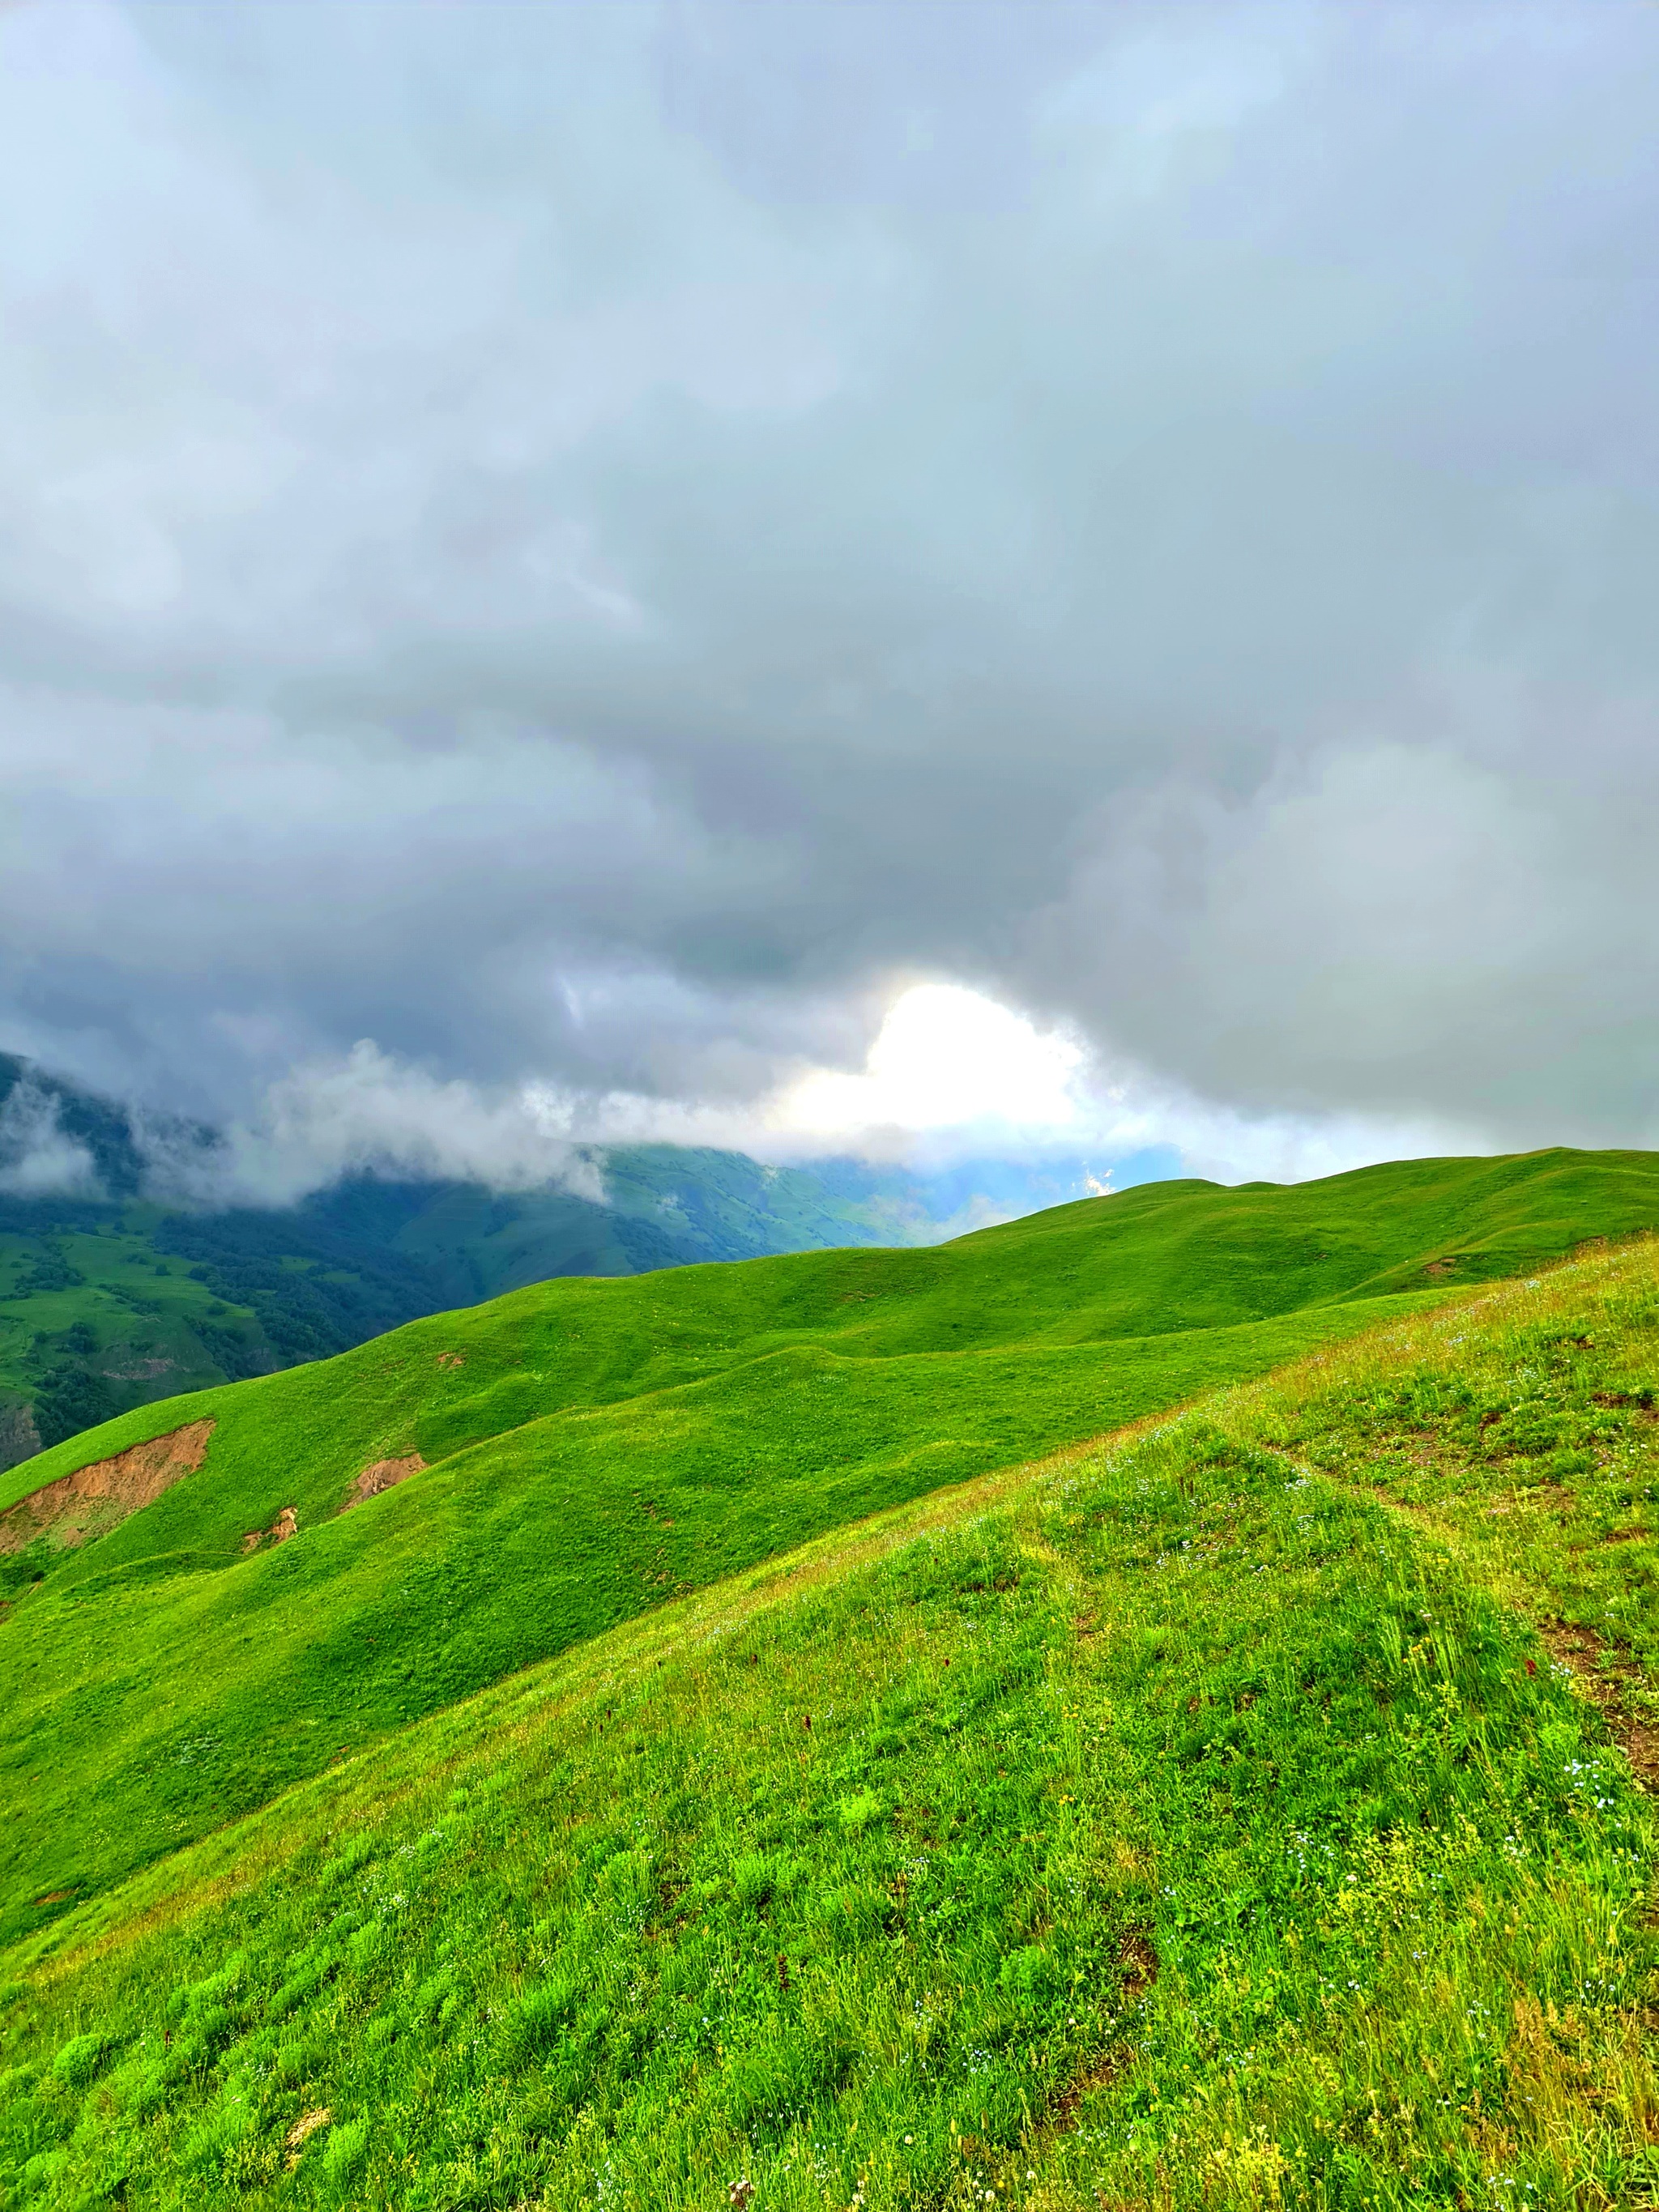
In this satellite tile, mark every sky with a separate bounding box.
[2,0,1657,1200]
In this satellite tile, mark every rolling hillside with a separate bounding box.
[3,1203,1658,2206]
[2,1145,1657,1958]
[0,1054,1112,1467]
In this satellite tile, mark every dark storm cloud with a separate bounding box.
[2,0,1657,1180]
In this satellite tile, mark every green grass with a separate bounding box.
[5,1235,1659,2207]
[3,1148,1659,1950]
[0,1206,267,1458]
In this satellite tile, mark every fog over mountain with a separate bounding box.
[2,1,1657,1196]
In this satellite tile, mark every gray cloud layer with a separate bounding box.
[2,0,1657,1162]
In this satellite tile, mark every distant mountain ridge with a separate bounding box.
[0,1054,1116,1467]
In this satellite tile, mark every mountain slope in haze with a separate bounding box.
[2,1144,1657,1945]
[3,1232,1657,2209]
[0,1054,1117,1467]
[295,1144,1109,1308]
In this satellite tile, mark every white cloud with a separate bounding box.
[165,1041,605,1208]
[769,980,1482,1184]
[0,1080,100,1198]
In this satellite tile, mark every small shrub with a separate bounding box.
[321,2115,369,2188]
[500,1976,577,2067]
[836,1788,881,1835]
[996,1945,1055,2005]
[49,2032,113,2091]
[731,1852,791,1911]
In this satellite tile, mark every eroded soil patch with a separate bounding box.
[241,1507,298,1555]
[339,1455,425,1513]
[1033,1933,1162,2153]
[1537,1618,1659,1788]
[0,1419,215,1554]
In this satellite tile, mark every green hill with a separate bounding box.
[4,1199,1659,2206]
[0,1052,1110,1466]
[2,1145,1657,1959]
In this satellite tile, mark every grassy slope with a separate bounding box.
[0,1142,957,1470]
[13,1145,1658,1535]
[3,1149,1659,1950]
[0,1087,1096,1468]
[5,1238,1659,2207]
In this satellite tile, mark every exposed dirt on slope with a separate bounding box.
[1027,1929,1162,2159]
[0,1418,215,1554]
[340,1455,426,1512]
[1537,1618,1659,1788]
[241,1507,298,1555]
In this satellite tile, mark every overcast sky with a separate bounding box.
[2,0,1657,1196]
